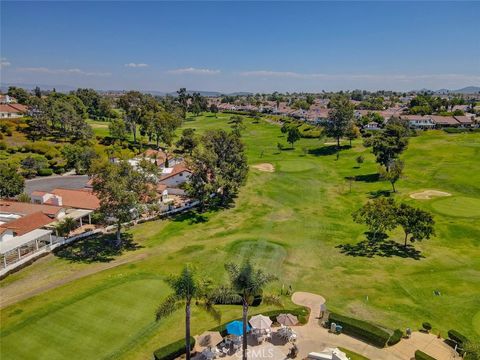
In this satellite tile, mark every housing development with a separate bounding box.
[1,2,479,360]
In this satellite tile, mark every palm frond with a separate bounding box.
[155,294,182,321]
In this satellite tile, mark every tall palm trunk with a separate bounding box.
[404,233,409,247]
[242,297,248,360]
[185,300,191,360]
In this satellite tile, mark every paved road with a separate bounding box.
[25,175,89,194]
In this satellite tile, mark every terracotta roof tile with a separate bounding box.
[0,211,55,236]
[0,200,62,216]
[51,188,100,210]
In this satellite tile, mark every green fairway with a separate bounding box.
[1,114,479,359]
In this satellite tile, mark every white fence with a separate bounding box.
[1,200,200,277]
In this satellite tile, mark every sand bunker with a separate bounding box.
[252,163,275,172]
[410,190,451,200]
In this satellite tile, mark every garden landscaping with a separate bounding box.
[0,113,479,360]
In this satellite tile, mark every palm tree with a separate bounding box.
[224,260,277,360]
[155,267,220,360]
[156,266,198,360]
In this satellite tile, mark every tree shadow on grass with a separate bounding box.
[336,232,423,259]
[54,233,142,263]
[368,189,392,198]
[172,210,208,224]
[350,173,380,182]
[308,145,350,156]
[337,234,423,260]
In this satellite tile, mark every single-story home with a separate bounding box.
[0,103,28,118]
[160,163,192,187]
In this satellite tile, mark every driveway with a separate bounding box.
[25,175,89,194]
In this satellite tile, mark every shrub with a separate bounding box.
[37,168,53,176]
[415,350,437,360]
[261,307,310,325]
[328,312,391,348]
[448,329,469,345]
[153,337,195,360]
[422,322,432,332]
[0,141,6,150]
[387,329,403,346]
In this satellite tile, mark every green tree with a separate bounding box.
[176,88,189,118]
[326,95,355,148]
[90,160,155,245]
[345,123,361,146]
[185,130,248,208]
[62,144,99,174]
[352,197,397,241]
[209,103,219,117]
[55,217,77,237]
[379,159,404,192]
[118,91,145,144]
[0,163,25,198]
[224,261,277,360]
[7,86,30,104]
[176,128,198,155]
[27,109,50,141]
[396,203,435,247]
[371,118,409,171]
[109,118,128,143]
[34,86,42,98]
[287,126,301,148]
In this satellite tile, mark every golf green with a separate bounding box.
[431,196,480,218]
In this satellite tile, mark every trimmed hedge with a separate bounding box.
[328,312,391,348]
[153,337,195,360]
[447,329,468,344]
[415,350,437,360]
[387,328,403,346]
[37,168,53,176]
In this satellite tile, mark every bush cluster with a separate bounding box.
[328,312,393,348]
[153,337,195,360]
[447,329,468,345]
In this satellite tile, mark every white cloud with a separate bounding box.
[0,58,11,68]
[124,63,149,68]
[17,67,111,77]
[239,70,480,83]
[168,67,220,75]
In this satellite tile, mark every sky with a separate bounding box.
[1,1,479,93]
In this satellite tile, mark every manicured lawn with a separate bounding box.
[1,114,479,360]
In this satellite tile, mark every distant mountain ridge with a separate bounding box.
[1,82,478,95]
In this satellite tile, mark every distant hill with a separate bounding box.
[435,86,480,94]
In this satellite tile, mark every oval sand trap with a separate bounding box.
[252,163,275,172]
[410,190,451,200]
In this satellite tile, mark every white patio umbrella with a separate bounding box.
[249,314,272,330]
[276,313,299,326]
[197,331,223,349]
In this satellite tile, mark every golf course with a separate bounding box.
[1,113,479,360]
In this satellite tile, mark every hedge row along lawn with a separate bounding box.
[1,113,479,360]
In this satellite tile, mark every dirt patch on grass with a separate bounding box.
[410,190,451,199]
[252,163,275,172]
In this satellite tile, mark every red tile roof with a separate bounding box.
[51,188,100,210]
[160,163,192,181]
[454,115,473,124]
[430,116,459,125]
[0,211,54,236]
[0,104,27,113]
[0,200,62,217]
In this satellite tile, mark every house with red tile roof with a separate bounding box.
[160,163,192,187]
[430,115,460,127]
[0,103,28,118]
